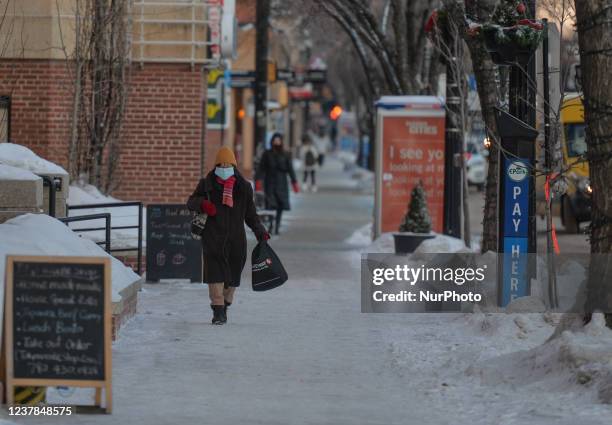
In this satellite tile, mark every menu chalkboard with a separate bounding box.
[146,204,202,282]
[4,255,112,412]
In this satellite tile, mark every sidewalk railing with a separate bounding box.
[66,202,144,275]
[59,213,112,253]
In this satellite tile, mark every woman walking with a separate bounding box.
[187,147,269,325]
[255,133,299,235]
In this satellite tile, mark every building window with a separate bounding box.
[0,96,10,143]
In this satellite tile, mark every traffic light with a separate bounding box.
[329,105,342,121]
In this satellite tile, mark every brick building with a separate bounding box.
[0,0,220,204]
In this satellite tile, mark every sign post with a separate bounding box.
[374,96,446,238]
[4,256,112,412]
[146,204,202,283]
[496,108,539,306]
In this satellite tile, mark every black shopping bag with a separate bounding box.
[251,241,288,291]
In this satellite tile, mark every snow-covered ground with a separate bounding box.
[2,155,611,425]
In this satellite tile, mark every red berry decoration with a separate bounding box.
[517,3,526,14]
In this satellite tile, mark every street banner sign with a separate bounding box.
[374,96,446,238]
[207,69,229,129]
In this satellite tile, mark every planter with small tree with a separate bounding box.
[393,181,435,254]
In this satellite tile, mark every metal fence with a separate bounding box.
[65,202,144,275]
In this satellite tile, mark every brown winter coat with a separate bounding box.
[187,171,266,287]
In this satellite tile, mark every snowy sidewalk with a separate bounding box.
[5,156,612,425]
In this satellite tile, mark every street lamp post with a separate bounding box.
[254,0,270,154]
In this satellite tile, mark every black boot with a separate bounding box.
[211,305,225,325]
[224,300,232,322]
[275,209,282,235]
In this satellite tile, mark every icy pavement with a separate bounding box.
[4,156,612,425]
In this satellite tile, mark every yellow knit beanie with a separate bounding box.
[215,146,237,166]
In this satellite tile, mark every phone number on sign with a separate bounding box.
[9,406,73,416]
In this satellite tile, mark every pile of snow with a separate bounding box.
[0,163,41,181]
[345,223,372,246]
[465,313,612,404]
[366,232,395,253]
[68,182,119,205]
[67,182,144,249]
[365,232,473,254]
[0,143,67,175]
[415,234,471,254]
[0,214,140,303]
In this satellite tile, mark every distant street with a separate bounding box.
[467,187,590,253]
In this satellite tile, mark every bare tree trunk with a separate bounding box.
[575,0,612,325]
[466,38,500,253]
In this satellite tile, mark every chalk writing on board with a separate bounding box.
[11,262,106,380]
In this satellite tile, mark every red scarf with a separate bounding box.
[216,176,236,207]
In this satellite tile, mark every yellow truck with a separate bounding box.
[538,94,591,233]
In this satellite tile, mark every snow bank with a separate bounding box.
[0,163,41,181]
[365,232,472,254]
[465,313,612,404]
[68,182,119,205]
[0,143,67,175]
[366,232,395,253]
[415,234,470,254]
[0,214,140,303]
[345,223,372,246]
[67,181,144,250]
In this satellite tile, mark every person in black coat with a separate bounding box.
[187,147,269,325]
[255,133,299,235]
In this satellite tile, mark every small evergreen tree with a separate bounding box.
[399,181,432,234]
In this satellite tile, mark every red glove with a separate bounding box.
[255,180,263,192]
[258,232,270,242]
[201,200,216,216]
[292,182,300,193]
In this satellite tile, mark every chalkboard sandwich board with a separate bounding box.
[4,255,112,413]
[146,204,202,283]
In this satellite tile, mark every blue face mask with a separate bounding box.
[215,166,235,180]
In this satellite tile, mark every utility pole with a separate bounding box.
[254,0,270,155]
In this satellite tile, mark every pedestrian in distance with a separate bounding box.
[255,132,299,235]
[187,147,270,325]
[300,134,319,192]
